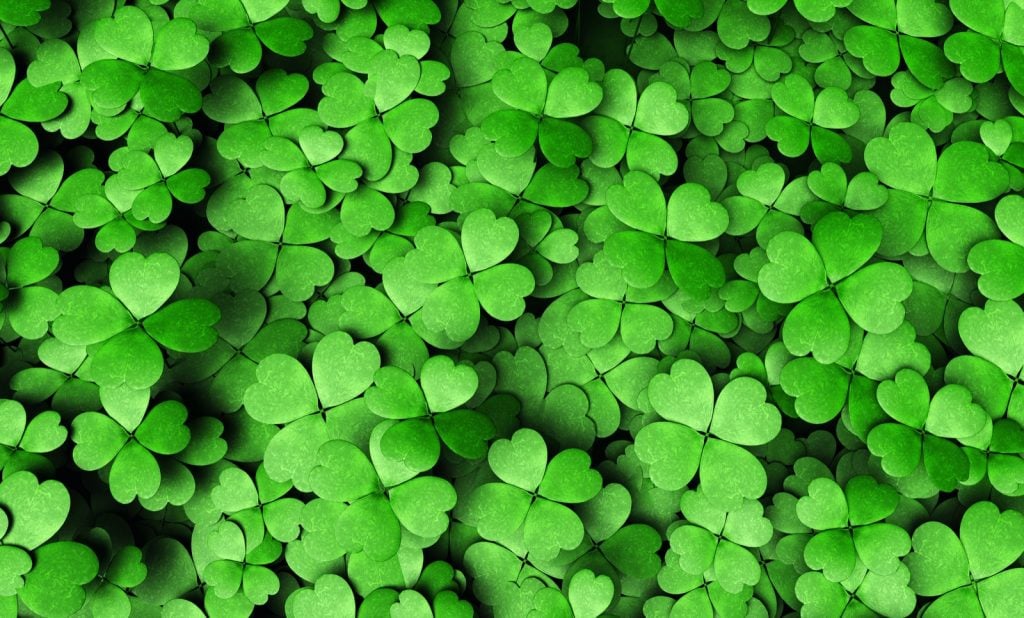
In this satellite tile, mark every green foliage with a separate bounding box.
[1,0,1024,616]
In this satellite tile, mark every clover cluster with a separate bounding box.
[1,0,1023,616]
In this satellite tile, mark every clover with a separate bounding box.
[17,541,100,618]
[785,475,911,584]
[381,208,535,347]
[0,399,66,476]
[434,159,578,271]
[166,289,299,388]
[447,133,589,211]
[866,368,982,493]
[453,125,534,195]
[776,353,857,430]
[179,0,313,73]
[363,590,443,618]
[668,488,773,594]
[805,162,889,213]
[104,133,211,226]
[654,560,767,617]
[596,170,726,303]
[944,0,1024,91]
[0,471,71,589]
[205,180,337,300]
[941,352,1024,495]
[764,73,861,163]
[85,540,149,618]
[589,63,684,175]
[462,541,549,609]
[482,56,602,164]
[92,9,209,71]
[211,465,304,547]
[511,204,580,277]
[0,152,106,253]
[606,57,729,150]
[244,331,380,490]
[203,70,322,169]
[514,322,650,440]
[462,136,590,216]
[463,427,603,561]
[0,236,60,340]
[319,561,472,618]
[191,517,282,614]
[866,122,1009,271]
[891,72,974,134]
[715,0,774,49]
[0,52,68,175]
[906,501,1024,617]
[369,47,444,141]
[585,61,693,176]
[51,251,221,397]
[508,575,583,615]
[79,7,209,123]
[634,359,780,508]
[843,0,953,82]
[0,476,100,614]
[559,251,674,356]
[6,335,94,408]
[486,344,547,428]
[298,438,457,564]
[531,380,608,451]
[327,283,403,344]
[8,0,1024,615]
[760,211,913,360]
[965,195,1024,301]
[958,299,1024,381]
[720,160,792,238]
[663,297,745,369]
[793,561,916,617]
[384,560,474,617]
[129,538,199,610]
[285,573,356,618]
[793,0,851,23]
[327,282,430,376]
[867,120,1010,204]
[573,483,663,584]
[984,118,1024,162]
[70,400,193,504]
[563,568,616,618]
[0,0,50,27]
[316,52,441,173]
[605,0,694,24]
[331,188,432,265]
[21,37,95,140]
[366,354,494,462]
